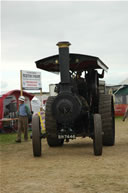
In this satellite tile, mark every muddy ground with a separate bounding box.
[0,119,128,193]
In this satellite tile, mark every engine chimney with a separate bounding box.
[57,41,71,84]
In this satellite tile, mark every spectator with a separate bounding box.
[122,107,128,122]
[15,96,30,143]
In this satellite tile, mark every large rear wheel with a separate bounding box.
[32,114,42,157]
[99,94,115,146]
[45,96,64,147]
[93,114,102,156]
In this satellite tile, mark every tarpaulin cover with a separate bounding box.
[115,86,128,96]
[0,90,34,129]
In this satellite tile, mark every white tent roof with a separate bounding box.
[120,78,128,85]
[32,96,39,101]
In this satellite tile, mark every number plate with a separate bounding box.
[58,134,76,139]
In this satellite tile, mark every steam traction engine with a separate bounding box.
[32,42,115,156]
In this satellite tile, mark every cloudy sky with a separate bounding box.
[1,1,128,92]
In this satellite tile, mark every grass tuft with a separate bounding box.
[0,133,17,145]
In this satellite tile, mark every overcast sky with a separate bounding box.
[1,1,128,92]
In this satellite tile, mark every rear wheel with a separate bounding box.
[93,114,102,156]
[99,94,115,146]
[45,96,64,147]
[32,114,41,157]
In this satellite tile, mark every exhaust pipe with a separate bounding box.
[57,41,71,84]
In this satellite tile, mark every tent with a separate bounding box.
[114,79,128,116]
[0,90,34,130]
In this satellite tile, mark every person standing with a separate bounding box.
[15,96,30,143]
[123,107,128,122]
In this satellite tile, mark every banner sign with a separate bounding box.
[22,70,42,90]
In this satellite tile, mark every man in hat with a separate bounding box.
[15,96,30,143]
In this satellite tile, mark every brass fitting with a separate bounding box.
[56,41,71,48]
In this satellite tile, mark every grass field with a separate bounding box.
[0,131,32,145]
[0,133,17,144]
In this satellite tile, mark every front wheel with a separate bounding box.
[45,96,64,147]
[93,114,102,156]
[32,114,42,157]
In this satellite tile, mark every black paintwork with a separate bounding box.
[35,53,108,73]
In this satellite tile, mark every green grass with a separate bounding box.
[115,116,123,120]
[0,131,32,145]
[0,133,17,145]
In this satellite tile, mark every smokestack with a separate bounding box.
[56,41,71,84]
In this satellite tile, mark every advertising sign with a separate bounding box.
[21,70,42,90]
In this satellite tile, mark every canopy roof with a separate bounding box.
[115,86,128,96]
[120,78,128,85]
[36,53,108,73]
[0,90,34,100]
